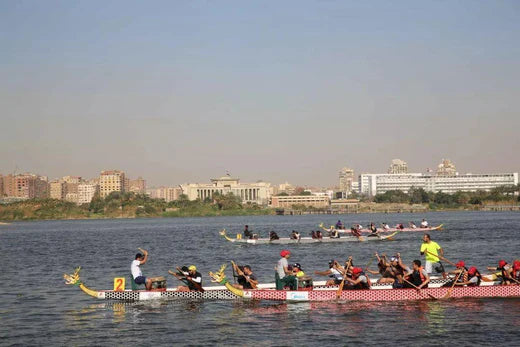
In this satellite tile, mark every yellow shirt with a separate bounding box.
[295,270,305,278]
[420,241,441,262]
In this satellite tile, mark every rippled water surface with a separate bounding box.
[2,211,520,346]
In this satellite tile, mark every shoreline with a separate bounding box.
[1,204,518,223]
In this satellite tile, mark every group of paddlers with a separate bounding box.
[275,248,520,291]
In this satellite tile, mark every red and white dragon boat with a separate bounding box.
[64,265,518,303]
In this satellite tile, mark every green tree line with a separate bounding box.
[373,185,520,207]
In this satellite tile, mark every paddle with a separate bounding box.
[402,278,437,300]
[443,271,463,299]
[168,267,205,292]
[425,250,453,267]
[336,257,352,299]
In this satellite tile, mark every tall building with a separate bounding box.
[339,167,355,196]
[78,184,99,205]
[388,159,408,174]
[49,181,67,200]
[180,174,271,205]
[437,159,457,176]
[1,174,15,197]
[10,173,48,199]
[99,170,126,198]
[129,177,146,194]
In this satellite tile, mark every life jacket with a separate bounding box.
[410,267,426,286]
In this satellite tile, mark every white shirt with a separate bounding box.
[131,259,142,279]
[276,258,288,278]
[330,268,343,281]
[421,221,428,227]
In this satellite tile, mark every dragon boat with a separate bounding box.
[64,266,516,303]
[208,265,520,302]
[219,229,399,244]
[319,223,443,235]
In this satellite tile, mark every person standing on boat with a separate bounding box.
[275,250,297,290]
[131,248,152,290]
[420,234,444,275]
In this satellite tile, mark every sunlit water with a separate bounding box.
[1,211,520,345]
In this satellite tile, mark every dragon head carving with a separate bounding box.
[208,264,228,285]
[64,267,81,285]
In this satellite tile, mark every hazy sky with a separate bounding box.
[1,1,519,187]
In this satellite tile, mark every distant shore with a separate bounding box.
[1,199,518,222]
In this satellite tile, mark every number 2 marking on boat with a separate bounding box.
[114,277,125,291]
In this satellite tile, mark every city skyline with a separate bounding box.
[1,156,517,189]
[1,1,519,187]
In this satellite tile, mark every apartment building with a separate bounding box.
[99,170,125,198]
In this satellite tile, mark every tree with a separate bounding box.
[409,187,429,204]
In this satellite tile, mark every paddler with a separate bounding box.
[404,260,430,289]
[243,225,253,239]
[176,265,203,292]
[231,262,258,289]
[342,267,371,290]
[454,266,482,287]
[497,260,514,285]
[443,260,468,287]
[314,259,343,286]
[131,248,152,290]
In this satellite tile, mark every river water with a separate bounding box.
[1,211,520,346]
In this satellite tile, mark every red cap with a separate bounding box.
[352,267,363,275]
[468,267,477,275]
[456,261,465,268]
[280,250,291,257]
[498,260,507,268]
[514,261,520,271]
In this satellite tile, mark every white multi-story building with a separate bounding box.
[359,172,518,196]
[180,175,271,205]
[78,184,99,205]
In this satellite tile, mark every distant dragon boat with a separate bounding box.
[64,266,516,303]
[319,223,443,235]
[219,229,399,243]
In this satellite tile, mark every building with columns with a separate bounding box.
[180,175,271,205]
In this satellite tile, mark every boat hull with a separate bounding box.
[244,284,520,302]
[220,229,399,244]
[330,224,443,234]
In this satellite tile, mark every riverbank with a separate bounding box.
[1,198,518,222]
